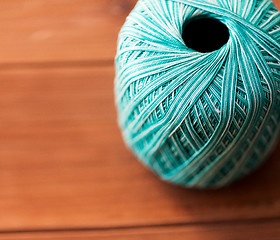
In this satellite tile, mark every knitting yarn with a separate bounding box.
[114,0,280,188]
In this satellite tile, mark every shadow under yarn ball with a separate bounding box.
[115,0,280,188]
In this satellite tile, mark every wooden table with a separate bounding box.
[0,1,279,239]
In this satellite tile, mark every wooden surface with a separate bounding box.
[0,0,279,239]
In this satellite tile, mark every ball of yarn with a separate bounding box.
[114,0,280,188]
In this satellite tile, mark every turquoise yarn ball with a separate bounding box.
[114,0,280,188]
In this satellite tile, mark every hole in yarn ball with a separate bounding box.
[182,17,229,53]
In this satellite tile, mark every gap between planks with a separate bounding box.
[0,60,114,70]
[0,218,279,240]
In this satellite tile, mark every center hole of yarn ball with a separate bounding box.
[182,17,229,53]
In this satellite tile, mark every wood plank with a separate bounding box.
[0,66,279,231]
[0,220,280,240]
[0,0,137,64]
[0,0,278,64]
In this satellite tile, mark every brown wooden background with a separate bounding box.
[0,0,279,239]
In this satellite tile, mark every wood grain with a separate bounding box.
[0,0,136,64]
[0,66,279,232]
